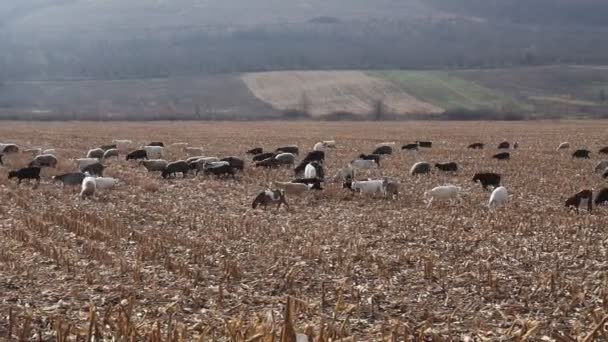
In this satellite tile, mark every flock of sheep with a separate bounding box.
[1,139,607,212]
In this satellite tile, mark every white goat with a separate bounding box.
[80,177,96,199]
[424,185,462,207]
[143,146,163,159]
[489,186,508,208]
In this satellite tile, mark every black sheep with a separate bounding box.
[100,144,117,151]
[498,141,510,149]
[416,141,432,148]
[435,162,458,172]
[148,142,164,147]
[162,161,190,179]
[291,178,323,190]
[275,145,299,155]
[372,145,392,156]
[595,188,608,206]
[126,149,148,160]
[565,189,593,213]
[472,172,501,190]
[253,152,276,162]
[401,143,419,150]
[246,147,263,155]
[2,144,18,153]
[252,190,288,210]
[221,156,245,171]
[82,162,105,176]
[358,154,381,165]
[600,146,608,155]
[468,143,484,149]
[204,164,235,178]
[572,149,591,159]
[8,167,40,184]
[53,172,86,186]
[493,152,510,160]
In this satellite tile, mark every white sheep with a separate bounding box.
[143,146,163,159]
[87,148,104,159]
[80,176,96,199]
[424,185,462,207]
[184,147,204,156]
[271,181,311,196]
[141,159,169,172]
[350,159,378,169]
[489,186,508,208]
[557,142,570,151]
[410,162,431,175]
[75,158,100,169]
[103,149,119,159]
[345,179,386,196]
[304,163,317,179]
[595,161,608,173]
[275,153,296,165]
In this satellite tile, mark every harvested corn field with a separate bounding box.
[242,71,443,117]
[0,121,608,340]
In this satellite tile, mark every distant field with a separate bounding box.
[242,71,443,117]
[371,70,529,111]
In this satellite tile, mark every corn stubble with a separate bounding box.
[0,121,607,340]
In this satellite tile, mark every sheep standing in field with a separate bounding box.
[572,149,591,159]
[294,151,325,175]
[498,141,510,149]
[595,161,608,173]
[126,150,148,161]
[488,186,508,208]
[304,162,324,180]
[80,177,96,199]
[435,162,458,172]
[383,178,400,199]
[204,163,235,178]
[595,188,608,206]
[81,162,105,177]
[351,159,378,169]
[8,167,41,184]
[92,176,119,190]
[565,189,593,213]
[103,149,119,159]
[410,162,431,176]
[274,153,296,166]
[343,179,386,196]
[144,146,163,159]
[29,154,58,168]
[376,142,396,148]
[75,158,100,169]
[53,172,86,187]
[492,152,510,160]
[188,157,220,173]
[1,144,19,154]
[271,181,311,196]
[221,157,245,171]
[161,161,190,179]
[424,185,462,207]
[358,154,381,166]
[141,159,169,172]
[416,141,432,148]
[87,148,105,159]
[557,142,570,151]
[252,190,288,210]
[472,172,501,190]
[255,157,281,169]
[372,145,392,156]
[468,143,484,149]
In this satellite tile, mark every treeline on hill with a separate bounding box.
[2,18,608,81]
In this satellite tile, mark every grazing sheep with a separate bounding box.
[322,140,336,148]
[42,149,56,155]
[291,178,323,190]
[572,149,591,159]
[489,186,508,208]
[492,152,510,160]
[100,144,117,151]
[252,190,288,210]
[557,142,570,151]
[53,172,86,187]
[343,179,386,196]
[351,159,378,169]
[205,161,230,169]
[313,142,326,151]
[401,143,419,151]
[416,141,432,148]
[161,161,190,179]
[184,147,204,156]
[594,161,608,173]
[565,189,593,213]
[1,144,19,154]
[87,148,105,159]
[189,157,221,173]
[294,151,326,174]
[81,162,105,177]
[80,177,96,199]
[75,158,100,169]
[255,157,281,169]
[274,153,296,166]
[468,143,484,149]
[8,167,40,184]
[92,176,119,190]
[595,188,608,206]
[24,148,42,156]
[435,162,458,172]
[204,163,235,178]
[148,142,164,147]
[424,185,462,207]
[141,159,169,172]
[103,149,119,159]
[276,145,299,155]
[221,157,245,171]
[358,154,380,165]
[246,147,263,155]
[472,172,501,190]
[271,181,311,196]
[127,150,148,160]
[253,152,276,162]
[29,154,58,168]
[498,141,510,149]
[372,145,392,156]
[599,147,608,154]
[144,146,163,159]
[410,162,431,176]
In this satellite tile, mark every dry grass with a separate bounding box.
[242,71,443,117]
[0,120,607,341]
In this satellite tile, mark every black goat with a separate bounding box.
[472,172,501,190]
[8,167,41,184]
[435,162,458,172]
[565,189,593,213]
[294,151,326,174]
[493,152,510,160]
[468,143,484,149]
[126,149,148,160]
[572,149,591,159]
[162,161,190,179]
